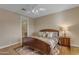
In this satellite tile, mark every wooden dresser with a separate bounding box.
[59,37,70,47]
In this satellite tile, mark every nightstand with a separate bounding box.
[58,37,70,47]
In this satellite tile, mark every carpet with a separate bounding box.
[15,46,42,55]
[15,46,60,55]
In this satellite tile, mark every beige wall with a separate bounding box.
[0,9,22,48]
[34,7,79,47]
[0,8,35,48]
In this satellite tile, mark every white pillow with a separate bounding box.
[38,32,46,37]
[46,32,53,38]
[38,32,43,37]
[46,32,58,39]
[42,32,47,37]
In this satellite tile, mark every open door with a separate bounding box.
[22,19,27,37]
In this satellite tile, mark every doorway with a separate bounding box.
[22,18,27,37]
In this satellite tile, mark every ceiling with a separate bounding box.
[0,4,79,18]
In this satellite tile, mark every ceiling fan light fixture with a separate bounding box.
[39,8,46,11]
[32,9,39,14]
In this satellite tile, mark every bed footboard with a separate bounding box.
[22,37,51,54]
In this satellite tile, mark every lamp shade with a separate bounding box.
[59,26,68,37]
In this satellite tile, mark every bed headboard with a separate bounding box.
[40,29,58,32]
[40,29,59,36]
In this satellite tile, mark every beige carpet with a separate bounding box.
[15,46,42,55]
[15,46,60,55]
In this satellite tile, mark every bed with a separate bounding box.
[22,29,59,55]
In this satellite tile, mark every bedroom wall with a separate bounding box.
[34,7,79,47]
[0,8,34,48]
[0,9,22,48]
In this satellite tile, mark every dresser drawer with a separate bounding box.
[59,37,70,47]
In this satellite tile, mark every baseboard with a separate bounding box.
[71,44,79,47]
[0,42,20,49]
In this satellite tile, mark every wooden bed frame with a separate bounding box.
[22,29,59,55]
[40,29,59,36]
